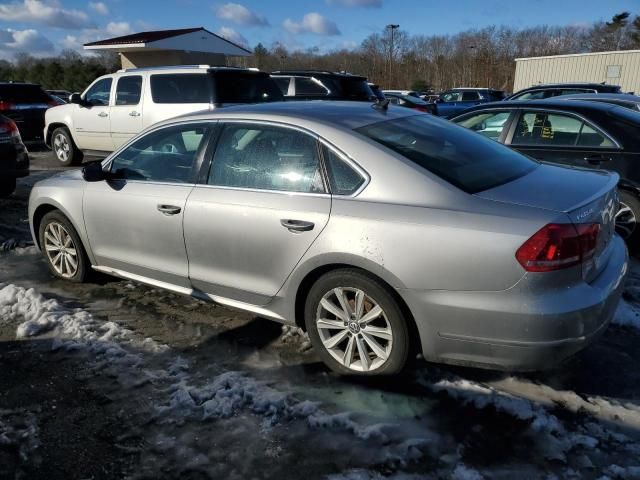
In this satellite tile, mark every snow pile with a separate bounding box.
[613,299,640,330]
[326,471,429,480]
[0,410,39,463]
[452,464,484,480]
[280,325,312,351]
[604,465,640,479]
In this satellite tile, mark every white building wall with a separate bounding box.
[514,50,640,93]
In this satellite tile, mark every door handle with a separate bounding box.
[157,204,182,215]
[97,112,108,117]
[280,219,314,232]
[129,111,140,117]
[584,154,612,165]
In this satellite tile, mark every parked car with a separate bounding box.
[557,93,640,112]
[368,83,385,101]
[382,90,421,98]
[431,88,506,118]
[270,71,375,101]
[29,102,627,375]
[44,66,283,166]
[0,114,29,197]
[0,82,57,142]
[383,92,433,113]
[451,99,640,246]
[505,83,623,101]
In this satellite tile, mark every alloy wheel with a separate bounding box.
[53,133,70,163]
[43,222,78,278]
[616,201,637,240]
[315,287,393,372]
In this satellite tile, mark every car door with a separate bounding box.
[73,77,114,151]
[110,75,144,150]
[506,110,621,169]
[83,122,212,288]
[183,121,331,305]
[435,91,462,117]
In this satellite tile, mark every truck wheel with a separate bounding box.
[0,178,16,198]
[52,127,83,166]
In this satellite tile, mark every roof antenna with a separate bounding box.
[372,98,390,111]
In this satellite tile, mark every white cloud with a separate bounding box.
[214,3,268,26]
[216,26,248,48]
[283,13,340,36]
[325,0,382,7]
[0,0,93,30]
[0,28,54,58]
[88,1,109,15]
[105,22,132,37]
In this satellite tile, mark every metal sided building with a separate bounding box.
[514,50,640,94]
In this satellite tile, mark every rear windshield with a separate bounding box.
[214,71,283,104]
[0,84,49,103]
[356,115,537,194]
[150,74,211,104]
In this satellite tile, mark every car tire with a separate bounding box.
[38,210,89,282]
[304,269,410,376]
[617,190,640,252]
[0,177,16,198]
[52,127,83,166]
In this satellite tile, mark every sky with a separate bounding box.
[0,0,638,59]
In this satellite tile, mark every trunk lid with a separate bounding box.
[477,163,620,281]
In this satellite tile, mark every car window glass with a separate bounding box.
[115,76,142,106]
[296,77,329,96]
[214,71,283,103]
[273,77,290,95]
[456,111,510,141]
[209,124,325,193]
[84,78,112,106]
[440,92,461,102]
[461,91,480,101]
[150,74,210,104]
[577,123,615,147]
[323,146,364,195]
[388,96,400,104]
[512,112,583,146]
[513,90,546,100]
[559,89,591,96]
[110,123,209,183]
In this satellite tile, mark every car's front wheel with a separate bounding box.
[52,127,83,166]
[0,177,16,198]
[616,190,640,250]
[38,211,89,282]
[305,269,410,375]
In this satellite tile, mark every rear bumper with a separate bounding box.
[400,235,628,371]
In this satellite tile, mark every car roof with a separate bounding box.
[159,100,416,130]
[519,82,616,89]
[558,92,640,102]
[451,98,625,118]
[271,70,366,80]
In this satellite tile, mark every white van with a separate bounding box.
[44,65,283,165]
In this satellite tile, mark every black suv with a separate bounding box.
[506,83,623,101]
[270,71,375,101]
[0,82,55,141]
[0,114,29,197]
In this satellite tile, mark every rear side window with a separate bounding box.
[296,77,329,96]
[461,91,480,101]
[512,112,614,147]
[322,146,365,195]
[0,84,49,103]
[356,115,537,194]
[115,76,142,106]
[272,77,291,95]
[512,90,547,100]
[151,74,210,104]
[214,71,283,103]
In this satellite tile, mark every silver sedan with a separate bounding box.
[28,101,628,375]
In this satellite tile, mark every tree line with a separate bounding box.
[1,12,639,94]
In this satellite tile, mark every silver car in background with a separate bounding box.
[28,102,628,375]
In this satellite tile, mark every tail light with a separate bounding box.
[0,118,21,141]
[516,223,600,272]
[416,106,430,113]
[0,100,15,111]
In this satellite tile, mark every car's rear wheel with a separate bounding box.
[52,127,83,166]
[616,190,640,250]
[0,177,16,198]
[38,211,89,282]
[304,269,410,375]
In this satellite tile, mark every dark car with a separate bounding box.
[0,114,29,197]
[368,83,386,101]
[557,93,640,112]
[506,83,623,101]
[451,99,640,246]
[0,82,56,142]
[46,89,72,100]
[383,92,433,113]
[431,88,506,118]
[270,71,375,101]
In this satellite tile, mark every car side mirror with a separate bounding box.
[82,161,109,182]
[69,93,83,105]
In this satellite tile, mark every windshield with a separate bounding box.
[214,72,283,103]
[355,115,538,194]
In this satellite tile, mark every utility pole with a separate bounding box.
[386,24,399,87]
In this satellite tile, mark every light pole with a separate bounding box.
[386,24,399,87]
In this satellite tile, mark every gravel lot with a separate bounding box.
[2,151,640,479]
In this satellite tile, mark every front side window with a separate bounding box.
[440,91,462,102]
[115,76,142,106]
[455,111,511,141]
[512,90,548,100]
[208,123,325,193]
[151,74,210,104]
[110,123,209,183]
[461,91,480,101]
[356,115,537,194]
[323,146,365,195]
[512,112,614,147]
[84,78,112,106]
